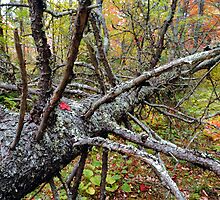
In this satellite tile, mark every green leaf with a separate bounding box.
[126,159,132,165]
[121,182,131,192]
[106,175,116,185]
[83,169,94,179]
[212,145,220,152]
[106,183,119,192]
[129,174,134,178]
[86,164,95,171]
[90,175,101,186]
[112,174,121,180]
[86,186,95,195]
[79,182,91,191]
[92,160,102,167]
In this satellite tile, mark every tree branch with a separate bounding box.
[90,12,117,87]
[28,0,53,123]
[72,137,185,199]
[71,146,88,199]
[150,0,178,68]
[10,29,28,150]
[0,3,77,18]
[109,125,220,176]
[83,48,220,119]
[35,0,92,141]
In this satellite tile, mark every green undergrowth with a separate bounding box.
[24,141,220,199]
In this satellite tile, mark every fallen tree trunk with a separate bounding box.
[0,49,220,199]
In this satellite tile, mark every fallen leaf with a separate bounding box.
[59,101,71,111]
[140,183,151,192]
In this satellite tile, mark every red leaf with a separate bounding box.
[140,183,151,192]
[172,174,177,182]
[59,101,71,111]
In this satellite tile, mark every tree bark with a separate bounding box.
[28,0,52,122]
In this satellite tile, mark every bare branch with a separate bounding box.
[74,61,95,70]
[10,29,28,150]
[72,137,185,199]
[100,147,108,200]
[28,183,47,200]
[71,146,88,199]
[69,82,100,93]
[109,126,220,176]
[144,101,197,123]
[28,0,53,123]
[127,112,162,140]
[86,42,107,94]
[150,0,178,67]
[66,160,80,188]
[0,82,89,97]
[95,0,110,53]
[84,48,220,119]
[176,61,220,108]
[0,3,77,18]
[57,173,72,200]
[90,12,117,87]
[49,178,59,200]
[191,55,220,73]
[0,82,37,94]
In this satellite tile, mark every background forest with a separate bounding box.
[0,0,220,199]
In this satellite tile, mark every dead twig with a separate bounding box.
[10,29,28,150]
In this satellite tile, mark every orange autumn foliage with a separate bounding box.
[204,119,220,141]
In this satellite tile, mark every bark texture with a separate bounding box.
[28,0,52,122]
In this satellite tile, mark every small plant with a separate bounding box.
[0,92,18,110]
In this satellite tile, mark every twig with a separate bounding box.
[28,182,47,200]
[150,0,178,68]
[90,12,117,87]
[175,62,219,108]
[66,160,80,187]
[49,178,59,200]
[100,147,108,200]
[0,3,77,18]
[145,101,197,123]
[86,42,107,94]
[71,146,89,199]
[57,173,72,200]
[10,29,28,150]
[127,112,161,140]
[204,111,220,119]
